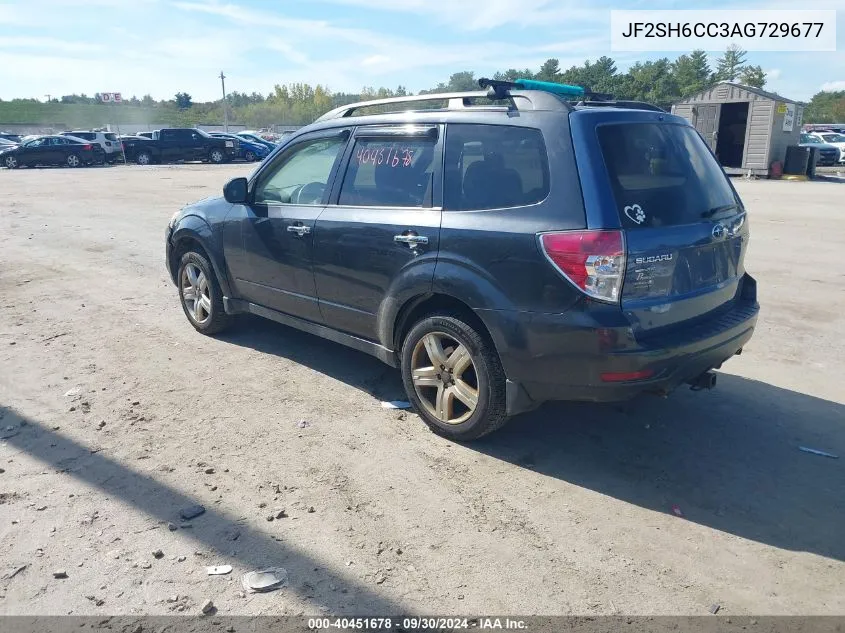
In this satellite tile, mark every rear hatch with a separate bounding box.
[591,116,750,337]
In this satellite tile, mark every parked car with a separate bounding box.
[235,132,277,151]
[122,128,239,165]
[165,80,759,441]
[807,131,845,163]
[799,133,839,166]
[63,130,122,163]
[209,133,270,162]
[0,132,22,143]
[1,134,105,168]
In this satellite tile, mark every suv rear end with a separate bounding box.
[64,131,121,163]
[442,99,758,414]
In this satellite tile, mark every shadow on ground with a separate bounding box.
[0,405,405,615]
[220,316,845,563]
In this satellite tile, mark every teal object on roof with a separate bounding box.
[515,78,585,98]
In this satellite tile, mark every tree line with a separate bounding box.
[3,47,843,126]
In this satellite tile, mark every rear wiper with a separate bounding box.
[701,203,738,218]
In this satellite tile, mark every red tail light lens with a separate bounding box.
[539,230,625,303]
[82,144,92,150]
[601,369,654,382]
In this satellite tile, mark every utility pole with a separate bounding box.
[45,94,51,102]
[219,71,228,133]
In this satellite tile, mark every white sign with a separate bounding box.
[795,106,804,129]
[610,10,837,52]
[782,103,796,132]
[100,92,122,103]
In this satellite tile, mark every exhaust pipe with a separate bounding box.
[687,371,717,391]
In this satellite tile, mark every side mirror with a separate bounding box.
[223,177,248,204]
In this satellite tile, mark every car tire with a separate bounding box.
[244,150,256,162]
[4,155,18,169]
[209,148,225,164]
[66,153,82,168]
[136,151,152,166]
[400,314,509,441]
[177,250,231,335]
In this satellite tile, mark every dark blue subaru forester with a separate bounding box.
[165,79,758,441]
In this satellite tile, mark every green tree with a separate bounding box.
[672,49,712,97]
[804,90,845,123]
[715,44,747,81]
[492,68,535,82]
[617,58,679,106]
[174,92,193,109]
[739,65,766,88]
[536,58,561,82]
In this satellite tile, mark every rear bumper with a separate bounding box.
[479,274,759,414]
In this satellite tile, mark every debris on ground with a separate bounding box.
[709,604,721,614]
[381,400,411,410]
[64,388,81,399]
[242,567,288,593]
[307,506,315,513]
[275,509,287,519]
[207,565,233,575]
[152,549,164,559]
[204,468,215,474]
[167,522,178,531]
[297,419,310,429]
[798,446,839,459]
[52,569,68,579]
[201,599,215,614]
[396,412,408,421]
[179,505,206,520]
[7,564,27,579]
[177,556,187,562]
[671,505,684,517]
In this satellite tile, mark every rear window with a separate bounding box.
[105,133,118,141]
[597,123,737,229]
[444,124,549,210]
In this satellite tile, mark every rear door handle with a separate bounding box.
[287,224,311,236]
[394,234,428,245]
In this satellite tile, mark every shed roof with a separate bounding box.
[678,81,803,106]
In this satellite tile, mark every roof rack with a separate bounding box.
[315,88,573,122]
[575,100,666,113]
[315,78,663,122]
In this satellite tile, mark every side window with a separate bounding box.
[338,137,436,207]
[444,124,550,210]
[191,132,202,141]
[254,136,347,205]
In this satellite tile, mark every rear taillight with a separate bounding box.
[539,230,625,303]
[82,144,92,150]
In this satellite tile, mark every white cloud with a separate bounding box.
[766,68,782,81]
[305,0,605,30]
[821,80,845,92]
[0,36,104,53]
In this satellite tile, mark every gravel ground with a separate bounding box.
[1,164,843,616]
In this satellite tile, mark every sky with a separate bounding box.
[0,0,843,103]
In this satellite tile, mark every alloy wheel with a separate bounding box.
[67,154,80,167]
[5,156,17,168]
[410,331,479,425]
[181,263,212,324]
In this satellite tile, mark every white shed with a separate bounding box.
[671,81,804,176]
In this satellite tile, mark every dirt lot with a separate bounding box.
[1,165,843,616]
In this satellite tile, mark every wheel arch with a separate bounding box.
[390,292,496,357]
[169,217,233,297]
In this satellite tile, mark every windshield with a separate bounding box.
[821,133,845,143]
[597,122,738,229]
[194,128,211,138]
[801,134,823,144]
